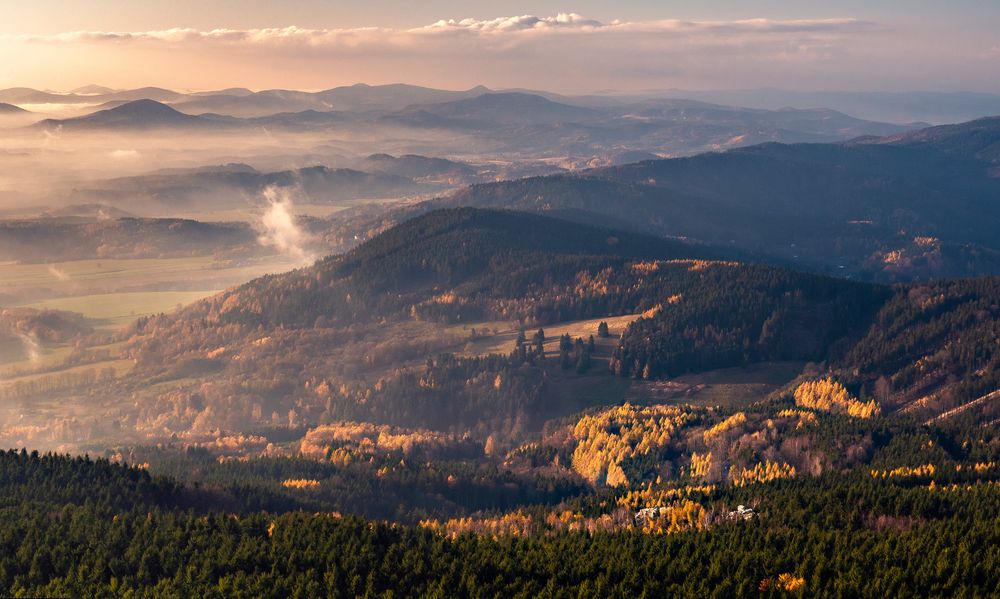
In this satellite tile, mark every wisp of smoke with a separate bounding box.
[109,149,140,160]
[47,265,71,281]
[16,332,41,364]
[257,186,314,263]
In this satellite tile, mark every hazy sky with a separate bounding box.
[1,1,998,93]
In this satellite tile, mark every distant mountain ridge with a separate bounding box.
[15,87,921,158]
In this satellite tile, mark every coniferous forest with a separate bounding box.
[2,448,1000,598]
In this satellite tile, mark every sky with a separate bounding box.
[1,1,998,93]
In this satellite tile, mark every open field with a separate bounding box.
[0,339,73,370]
[450,313,640,359]
[628,361,807,408]
[0,358,132,389]
[24,290,218,329]
[1,256,217,287]
[0,338,130,376]
[1,254,304,336]
[0,255,301,302]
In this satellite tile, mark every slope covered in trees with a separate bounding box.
[842,277,1000,422]
[610,262,888,378]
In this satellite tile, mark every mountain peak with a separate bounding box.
[106,98,184,115]
[35,99,207,130]
[70,84,118,95]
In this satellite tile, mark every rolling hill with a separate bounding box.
[2,207,997,467]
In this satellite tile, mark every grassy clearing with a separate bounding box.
[0,337,28,364]
[0,339,128,376]
[628,361,806,409]
[0,257,217,288]
[1,255,300,302]
[24,291,218,329]
[451,314,640,359]
[0,358,132,388]
[0,341,73,371]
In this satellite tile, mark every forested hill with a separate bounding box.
[432,117,1000,281]
[168,208,730,328]
[328,207,724,291]
[842,276,1000,422]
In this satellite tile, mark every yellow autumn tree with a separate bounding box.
[570,404,693,487]
[703,413,747,443]
[731,460,797,486]
[690,452,713,478]
[794,378,880,418]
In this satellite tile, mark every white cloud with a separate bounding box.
[419,13,605,33]
[5,14,990,93]
[3,15,874,47]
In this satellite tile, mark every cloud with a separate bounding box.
[419,13,605,33]
[6,14,989,93]
[3,15,875,47]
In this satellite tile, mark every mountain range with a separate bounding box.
[14,87,923,158]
